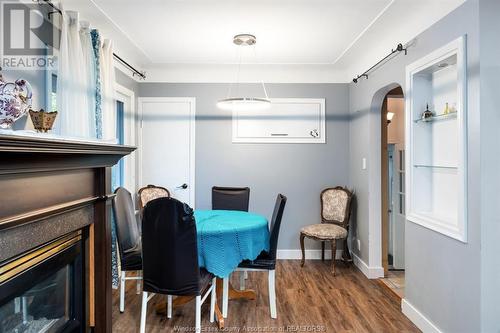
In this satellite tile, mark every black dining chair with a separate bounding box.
[112,187,143,313]
[212,186,251,292]
[212,186,250,211]
[140,197,216,333]
[234,194,287,319]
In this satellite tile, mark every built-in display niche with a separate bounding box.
[405,35,467,242]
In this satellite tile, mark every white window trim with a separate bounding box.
[115,84,137,194]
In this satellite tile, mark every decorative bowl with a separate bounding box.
[29,109,58,133]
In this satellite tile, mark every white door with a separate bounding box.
[139,97,195,206]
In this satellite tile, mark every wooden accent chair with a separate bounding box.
[138,184,170,209]
[300,186,353,275]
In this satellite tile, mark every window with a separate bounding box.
[398,149,405,215]
[51,74,57,112]
[111,100,125,190]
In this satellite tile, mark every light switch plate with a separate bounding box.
[362,158,367,170]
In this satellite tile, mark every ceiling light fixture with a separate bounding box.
[217,34,271,111]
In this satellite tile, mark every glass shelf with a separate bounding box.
[414,164,458,169]
[414,111,457,123]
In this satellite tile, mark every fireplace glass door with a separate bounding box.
[0,233,83,333]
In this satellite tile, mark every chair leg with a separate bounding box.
[331,240,337,275]
[119,271,126,313]
[167,295,172,319]
[342,237,353,262]
[222,277,229,318]
[210,278,216,323]
[139,292,148,333]
[21,297,28,324]
[321,241,325,261]
[136,271,142,295]
[300,233,306,267]
[240,271,246,290]
[268,270,277,319]
[195,295,201,333]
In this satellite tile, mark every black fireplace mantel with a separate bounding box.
[0,134,135,332]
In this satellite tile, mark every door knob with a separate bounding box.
[177,183,188,189]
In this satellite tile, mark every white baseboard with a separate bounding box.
[402,299,442,333]
[277,249,343,260]
[351,252,384,279]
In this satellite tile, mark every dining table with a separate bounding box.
[155,209,270,328]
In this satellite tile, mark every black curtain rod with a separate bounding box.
[353,43,407,83]
[35,0,62,18]
[113,53,146,80]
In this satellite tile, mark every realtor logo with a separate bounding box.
[1,1,58,69]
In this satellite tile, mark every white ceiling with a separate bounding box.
[90,0,395,65]
[64,0,466,82]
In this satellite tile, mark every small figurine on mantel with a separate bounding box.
[443,102,450,115]
[421,103,434,121]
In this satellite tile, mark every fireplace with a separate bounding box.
[0,134,134,332]
[0,232,84,333]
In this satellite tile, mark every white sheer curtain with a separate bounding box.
[80,21,96,137]
[57,10,94,138]
[100,39,116,142]
[57,9,119,140]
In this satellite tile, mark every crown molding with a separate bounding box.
[142,63,349,83]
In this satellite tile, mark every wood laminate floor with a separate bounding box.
[379,271,405,299]
[112,260,420,333]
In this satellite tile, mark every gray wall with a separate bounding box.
[479,0,500,331]
[138,83,350,250]
[115,68,139,96]
[348,1,481,332]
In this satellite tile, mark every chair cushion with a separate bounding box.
[301,223,347,240]
[121,242,142,271]
[199,268,214,292]
[238,251,275,270]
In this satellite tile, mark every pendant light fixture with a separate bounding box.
[217,34,271,111]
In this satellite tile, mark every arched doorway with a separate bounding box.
[380,86,405,298]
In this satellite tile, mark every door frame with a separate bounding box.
[115,83,137,193]
[380,87,405,276]
[381,96,389,276]
[137,97,196,207]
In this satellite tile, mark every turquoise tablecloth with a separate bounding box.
[195,210,270,278]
